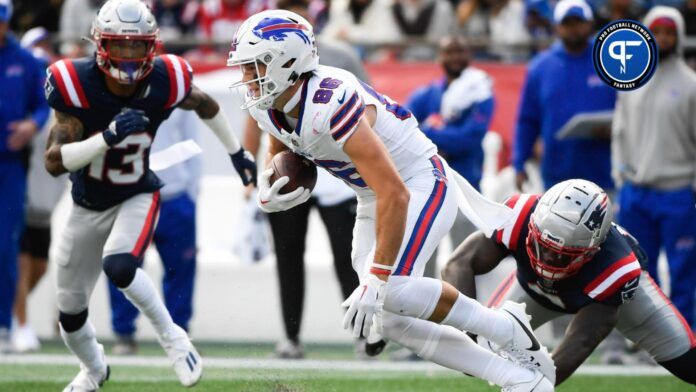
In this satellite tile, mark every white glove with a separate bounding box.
[342,274,386,339]
[257,169,311,213]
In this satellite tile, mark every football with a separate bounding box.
[269,150,318,194]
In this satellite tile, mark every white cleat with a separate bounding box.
[502,370,554,392]
[63,344,110,392]
[158,325,202,387]
[12,324,41,353]
[480,301,556,384]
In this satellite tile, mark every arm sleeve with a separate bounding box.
[326,82,366,149]
[422,97,494,156]
[181,110,202,199]
[513,66,542,172]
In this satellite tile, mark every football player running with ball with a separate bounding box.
[229,9,554,391]
[443,179,696,386]
[44,1,256,390]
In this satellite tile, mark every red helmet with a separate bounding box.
[92,0,160,84]
[526,180,613,280]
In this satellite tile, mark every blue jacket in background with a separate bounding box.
[407,77,494,189]
[0,34,50,158]
[513,41,616,190]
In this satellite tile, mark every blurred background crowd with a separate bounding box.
[4,0,696,64]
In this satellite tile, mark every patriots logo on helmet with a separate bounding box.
[584,204,606,232]
[252,17,310,45]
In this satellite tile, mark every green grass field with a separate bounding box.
[0,340,691,391]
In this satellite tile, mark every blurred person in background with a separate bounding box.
[151,0,200,53]
[198,0,267,43]
[0,0,51,353]
[612,6,696,331]
[11,26,66,354]
[593,0,644,30]
[243,0,363,359]
[107,109,201,355]
[513,0,615,193]
[391,0,454,42]
[456,0,531,60]
[10,0,63,32]
[322,0,401,48]
[525,0,553,53]
[59,0,100,57]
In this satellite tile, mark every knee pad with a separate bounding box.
[660,347,696,385]
[383,276,442,319]
[59,309,88,333]
[103,253,139,288]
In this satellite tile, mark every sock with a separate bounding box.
[60,320,104,374]
[382,312,533,387]
[441,293,513,347]
[120,269,174,337]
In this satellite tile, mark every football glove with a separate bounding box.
[103,108,150,146]
[257,168,311,213]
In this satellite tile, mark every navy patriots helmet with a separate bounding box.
[92,0,160,84]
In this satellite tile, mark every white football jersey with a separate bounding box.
[249,65,437,196]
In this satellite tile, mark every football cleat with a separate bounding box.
[480,301,556,384]
[158,325,202,387]
[12,324,41,353]
[63,344,110,392]
[502,369,554,392]
[274,339,304,359]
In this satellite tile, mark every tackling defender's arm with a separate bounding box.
[442,231,509,298]
[553,303,618,385]
[343,108,410,276]
[179,85,257,185]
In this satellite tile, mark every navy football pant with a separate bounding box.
[618,183,696,329]
[108,193,196,335]
[0,160,26,329]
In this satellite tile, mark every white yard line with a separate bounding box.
[0,354,670,377]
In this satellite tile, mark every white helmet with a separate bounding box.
[92,0,159,84]
[526,179,613,280]
[227,10,319,110]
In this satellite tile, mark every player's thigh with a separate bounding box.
[616,272,696,362]
[104,191,161,258]
[492,274,564,330]
[55,204,114,313]
[392,167,458,278]
[352,196,376,279]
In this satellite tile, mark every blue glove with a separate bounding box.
[230,148,257,186]
[103,108,150,146]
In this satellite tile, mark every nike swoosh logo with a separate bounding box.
[260,199,270,205]
[337,91,347,104]
[504,310,540,351]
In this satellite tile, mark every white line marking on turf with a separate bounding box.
[0,354,670,376]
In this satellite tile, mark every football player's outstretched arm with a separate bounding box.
[442,231,509,298]
[45,108,150,177]
[45,110,86,176]
[180,84,257,185]
[344,113,409,275]
[553,302,618,385]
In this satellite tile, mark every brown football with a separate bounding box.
[269,151,318,194]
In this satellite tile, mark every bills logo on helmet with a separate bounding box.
[252,18,311,44]
[584,204,606,232]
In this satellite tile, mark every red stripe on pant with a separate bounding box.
[131,191,161,259]
[487,271,516,308]
[647,275,696,348]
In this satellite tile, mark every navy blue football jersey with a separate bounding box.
[45,55,193,210]
[491,194,645,313]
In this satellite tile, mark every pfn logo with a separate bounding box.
[608,40,642,74]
